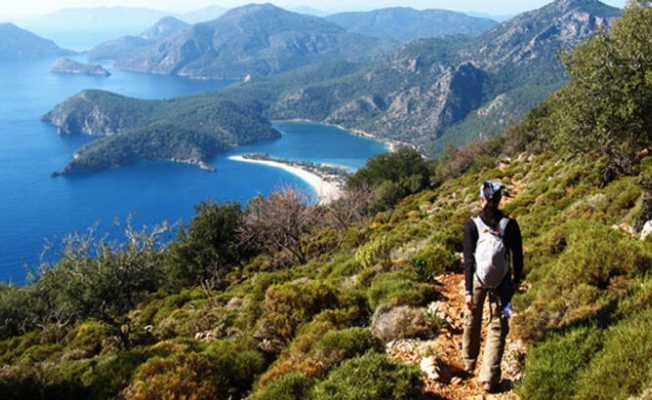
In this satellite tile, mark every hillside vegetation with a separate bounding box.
[2,1,652,399]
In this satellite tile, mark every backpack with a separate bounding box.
[473,216,510,289]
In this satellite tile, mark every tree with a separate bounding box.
[35,223,169,346]
[347,148,432,210]
[167,200,248,288]
[322,183,375,232]
[553,0,652,182]
[239,186,315,266]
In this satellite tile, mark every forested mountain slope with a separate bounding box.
[325,7,498,41]
[4,3,652,399]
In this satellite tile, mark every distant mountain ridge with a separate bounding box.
[86,17,189,62]
[112,4,399,79]
[44,0,624,173]
[325,7,498,42]
[0,23,74,59]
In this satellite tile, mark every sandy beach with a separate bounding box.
[228,155,342,204]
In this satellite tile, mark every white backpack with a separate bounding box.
[473,216,510,289]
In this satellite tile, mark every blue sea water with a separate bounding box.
[0,58,387,284]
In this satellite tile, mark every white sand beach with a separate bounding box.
[228,155,342,204]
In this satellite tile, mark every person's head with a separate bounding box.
[480,180,504,210]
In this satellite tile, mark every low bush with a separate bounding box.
[367,270,438,310]
[516,325,603,400]
[411,244,460,279]
[314,327,383,368]
[312,352,424,400]
[251,372,315,400]
[574,309,652,399]
[125,352,220,400]
[254,281,340,351]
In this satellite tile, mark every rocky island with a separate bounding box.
[49,57,111,77]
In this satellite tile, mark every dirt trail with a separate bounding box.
[387,272,524,399]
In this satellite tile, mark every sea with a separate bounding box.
[0,57,387,285]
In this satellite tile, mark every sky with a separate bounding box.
[0,0,629,18]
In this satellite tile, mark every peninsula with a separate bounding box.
[229,154,349,204]
[49,57,111,77]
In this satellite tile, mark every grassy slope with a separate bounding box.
[2,146,651,399]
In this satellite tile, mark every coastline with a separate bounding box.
[228,155,342,204]
[272,119,401,153]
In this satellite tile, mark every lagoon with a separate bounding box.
[0,58,387,284]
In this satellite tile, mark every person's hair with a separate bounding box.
[481,198,502,228]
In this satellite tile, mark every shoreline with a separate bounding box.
[272,119,401,152]
[228,155,342,204]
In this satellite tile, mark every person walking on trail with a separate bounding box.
[462,180,523,393]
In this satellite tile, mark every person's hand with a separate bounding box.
[465,294,473,310]
[513,281,521,293]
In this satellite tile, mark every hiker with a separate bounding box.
[462,180,523,393]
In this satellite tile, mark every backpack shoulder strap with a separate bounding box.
[472,215,488,233]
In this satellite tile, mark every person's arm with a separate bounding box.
[463,218,478,297]
[507,218,524,285]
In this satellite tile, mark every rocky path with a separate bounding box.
[387,272,525,399]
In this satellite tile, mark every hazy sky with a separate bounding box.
[0,0,629,18]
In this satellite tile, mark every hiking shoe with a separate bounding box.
[483,382,497,393]
[463,361,475,372]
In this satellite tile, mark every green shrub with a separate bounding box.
[255,281,340,350]
[125,352,221,400]
[355,234,391,269]
[314,327,383,368]
[18,343,64,363]
[516,325,603,400]
[0,330,41,364]
[316,255,363,283]
[368,270,437,309]
[84,349,154,400]
[312,352,424,400]
[514,219,652,340]
[251,372,315,400]
[574,309,652,399]
[204,338,266,394]
[411,244,460,279]
[65,321,111,355]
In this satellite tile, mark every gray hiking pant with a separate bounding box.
[462,277,509,386]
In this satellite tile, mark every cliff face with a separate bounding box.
[42,90,151,136]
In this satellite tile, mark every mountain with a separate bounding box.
[262,0,622,155]
[180,5,227,23]
[42,90,280,175]
[14,7,173,50]
[113,4,399,79]
[45,0,623,171]
[86,17,188,62]
[0,23,74,59]
[325,7,498,42]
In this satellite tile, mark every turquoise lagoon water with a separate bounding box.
[0,58,387,284]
